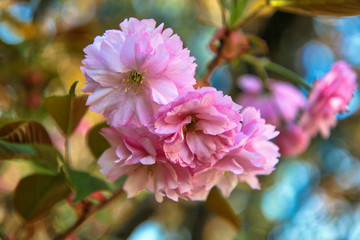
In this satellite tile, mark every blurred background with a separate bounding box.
[0,0,360,239]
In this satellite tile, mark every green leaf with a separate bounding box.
[205,188,240,230]
[67,168,111,202]
[0,121,60,171]
[87,122,110,158]
[229,0,249,29]
[0,140,60,170]
[269,0,360,17]
[0,121,52,145]
[44,81,88,136]
[14,173,71,221]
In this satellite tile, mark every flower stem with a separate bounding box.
[240,54,271,91]
[241,54,312,90]
[241,54,269,82]
[262,59,312,91]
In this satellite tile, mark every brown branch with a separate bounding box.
[198,27,250,87]
[196,0,269,87]
[54,190,124,240]
[198,54,226,87]
[197,29,229,87]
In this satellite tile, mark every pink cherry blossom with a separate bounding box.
[190,107,280,200]
[237,75,305,126]
[98,126,192,202]
[81,18,196,127]
[154,87,242,169]
[300,61,357,138]
[275,124,310,157]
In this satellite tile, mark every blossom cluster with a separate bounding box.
[237,61,357,157]
[81,18,280,202]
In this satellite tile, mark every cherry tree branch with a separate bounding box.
[54,190,124,240]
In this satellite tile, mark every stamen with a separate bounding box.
[122,70,145,93]
[183,115,198,133]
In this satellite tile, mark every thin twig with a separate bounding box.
[64,136,70,168]
[54,190,124,240]
[199,54,226,85]
[198,27,229,85]
[218,0,227,27]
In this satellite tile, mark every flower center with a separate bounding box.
[183,115,198,133]
[122,70,145,93]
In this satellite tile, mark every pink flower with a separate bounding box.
[275,124,310,157]
[236,75,310,156]
[300,61,357,138]
[98,126,192,202]
[81,18,196,127]
[154,87,242,169]
[190,107,280,200]
[237,75,305,126]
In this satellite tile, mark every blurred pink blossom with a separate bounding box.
[275,124,310,157]
[300,61,357,138]
[237,75,307,156]
[81,18,196,127]
[154,87,242,169]
[237,75,305,126]
[190,107,280,200]
[98,126,192,202]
